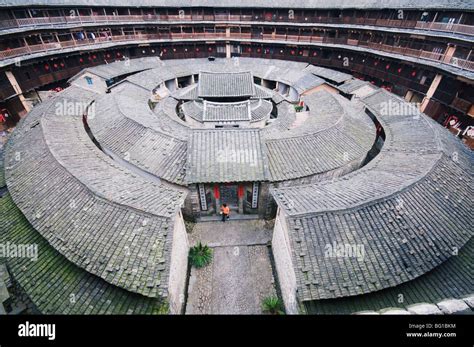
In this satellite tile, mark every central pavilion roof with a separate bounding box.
[198,71,255,98]
[186,129,268,183]
[202,100,251,122]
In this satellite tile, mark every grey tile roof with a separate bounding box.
[304,238,474,314]
[69,57,161,83]
[305,65,353,84]
[261,102,296,138]
[89,84,189,184]
[292,73,326,93]
[89,60,314,186]
[182,99,272,123]
[123,63,198,91]
[250,99,273,121]
[42,113,185,217]
[198,71,255,98]
[181,100,204,122]
[175,84,199,100]
[125,69,173,92]
[282,157,472,302]
[253,85,274,100]
[3,56,473,314]
[157,97,192,138]
[68,59,471,196]
[153,58,323,102]
[337,78,371,94]
[5,87,186,299]
[272,92,286,104]
[273,90,472,212]
[203,100,251,122]
[256,65,313,88]
[147,57,309,77]
[272,151,440,213]
[186,129,268,183]
[264,91,375,181]
[272,88,474,302]
[2,0,471,10]
[1,193,168,314]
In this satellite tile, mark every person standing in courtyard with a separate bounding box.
[220,203,230,222]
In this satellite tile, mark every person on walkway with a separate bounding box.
[220,203,230,222]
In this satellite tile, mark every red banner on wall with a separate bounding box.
[237,185,244,199]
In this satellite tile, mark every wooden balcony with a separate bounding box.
[0,31,471,73]
[450,57,474,71]
[0,13,473,37]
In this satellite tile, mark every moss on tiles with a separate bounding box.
[0,193,168,315]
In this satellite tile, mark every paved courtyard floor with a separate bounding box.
[186,220,277,314]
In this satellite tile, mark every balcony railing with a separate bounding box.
[450,57,474,71]
[0,13,473,36]
[415,21,474,35]
[358,41,446,62]
[1,32,472,72]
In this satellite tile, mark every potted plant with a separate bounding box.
[189,242,213,268]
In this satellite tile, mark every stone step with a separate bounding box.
[197,214,260,222]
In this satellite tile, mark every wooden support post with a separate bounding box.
[420,73,443,113]
[5,71,31,114]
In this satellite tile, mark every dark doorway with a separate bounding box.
[219,184,239,210]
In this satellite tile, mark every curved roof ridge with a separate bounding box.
[271,86,469,214]
[285,153,472,301]
[41,101,186,217]
[92,97,188,184]
[273,151,444,217]
[7,111,172,297]
[107,89,190,142]
[5,96,181,298]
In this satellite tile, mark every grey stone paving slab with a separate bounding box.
[186,220,276,314]
[189,220,272,247]
[212,246,257,314]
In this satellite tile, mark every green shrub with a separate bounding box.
[262,296,285,315]
[294,105,304,112]
[189,242,213,268]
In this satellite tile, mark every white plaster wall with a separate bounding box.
[71,72,107,93]
[272,208,299,314]
[288,87,299,102]
[167,210,189,314]
[165,79,177,92]
[278,82,289,95]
